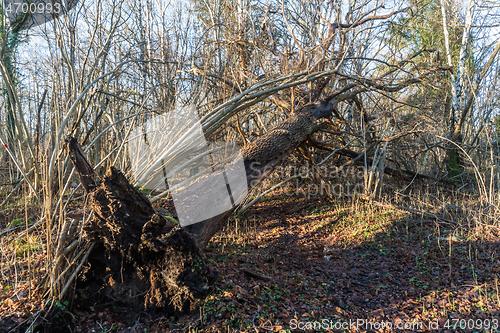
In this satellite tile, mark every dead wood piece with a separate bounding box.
[65,137,216,316]
[66,137,97,191]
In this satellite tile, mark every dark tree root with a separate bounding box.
[65,138,216,317]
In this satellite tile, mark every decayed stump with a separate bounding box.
[66,138,216,314]
[65,100,336,314]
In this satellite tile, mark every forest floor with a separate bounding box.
[0,180,499,332]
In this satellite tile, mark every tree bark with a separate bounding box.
[185,102,334,247]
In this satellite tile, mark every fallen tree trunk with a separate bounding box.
[66,138,216,315]
[65,101,335,315]
[185,102,335,247]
